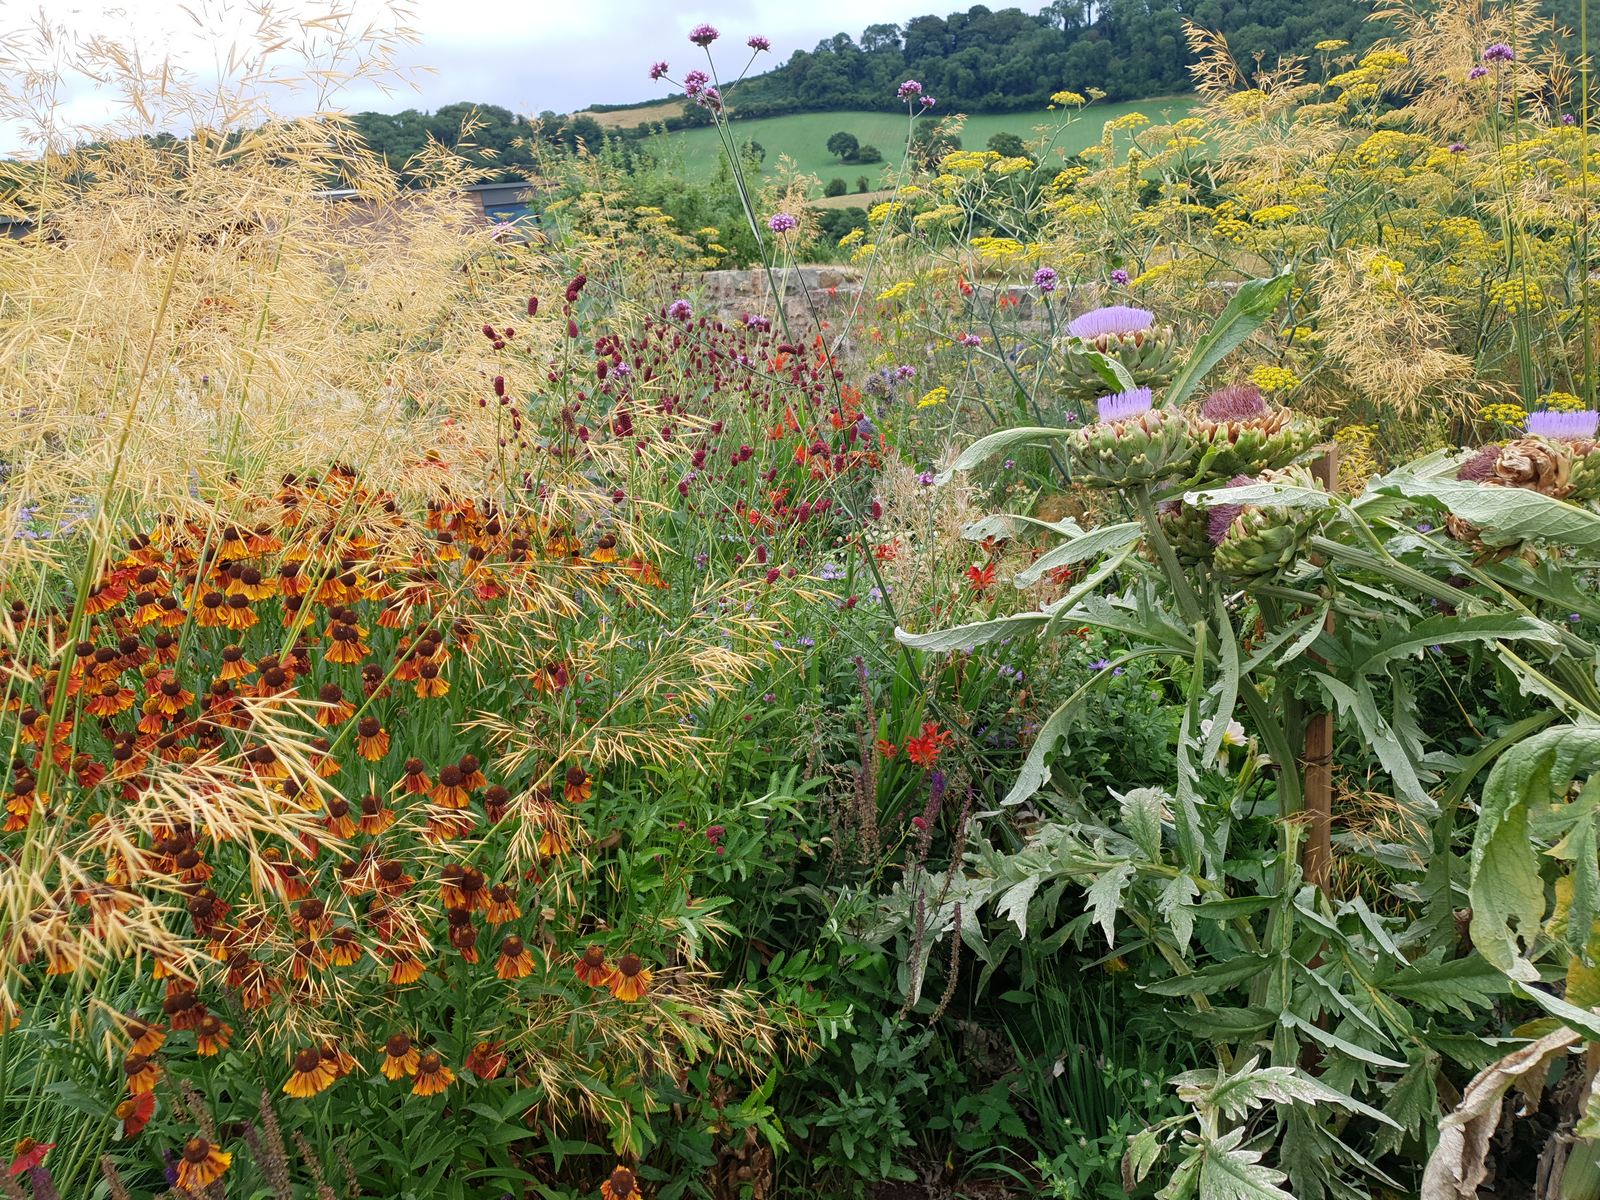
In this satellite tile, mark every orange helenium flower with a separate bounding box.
[176,1136,231,1188]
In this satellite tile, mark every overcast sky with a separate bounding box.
[4,0,949,150]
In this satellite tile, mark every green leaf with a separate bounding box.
[1013,521,1141,587]
[935,425,1076,483]
[1165,270,1295,408]
[1469,725,1600,982]
[1145,954,1271,997]
[1064,342,1139,393]
[895,606,1060,653]
[1282,1012,1407,1069]
[1359,614,1558,672]
[1087,861,1135,945]
[1382,473,1600,548]
[1118,786,1168,861]
[1190,1127,1295,1200]
[1158,873,1199,951]
[1377,950,1513,1016]
[1165,1006,1279,1039]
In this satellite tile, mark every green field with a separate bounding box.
[617,98,1194,191]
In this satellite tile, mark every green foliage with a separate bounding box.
[824,176,848,197]
[827,130,861,160]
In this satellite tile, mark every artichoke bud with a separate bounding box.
[1068,390,1193,487]
[1187,382,1324,479]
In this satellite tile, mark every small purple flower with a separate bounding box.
[1094,387,1153,423]
[748,35,771,51]
[700,86,723,111]
[1003,458,1015,469]
[1468,65,1489,80]
[916,470,936,486]
[768,212,798,233]
[1088,658,1112,671]
[1415,521,1433,533]
[1570,613,1583,622]
[1448,141,1468,152]
[893,364,917,382]
[1110,268,1129,285]
[650,61,669,81]
[1562,113,1578,126]
[1067,304,1156,340]
[957,332,981,347]
[690,23,720,46]
[743,313,771,331]
[684,69,709,97]
[921,96,937,109]
[1527,409,1600,439]
[1483,42,1516,63]
[667,299,693,322]
[613,362,631,378]
[897,79,923,101]
[1033,266,1059,293]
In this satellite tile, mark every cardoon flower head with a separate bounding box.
[1067,304,1156,340]
[1206,476,1256,544]
[768,212,798,233]
[1483,42,1516,63]
[667,299,693,322]
[683,69,709,97]
[650,61,669,81]
[1456,444,1503,481]
[1527,408,1600,439]
[1468,65,1489,80]
[689,23,720,46]
[1094,387,1153,423]
[748,35,771,51]
[1110,268,1129,285]
[1033,266,1059,293]
[897,79,923,101]
[1200,382,1269,422]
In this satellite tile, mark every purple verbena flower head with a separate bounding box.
[957,332,981,347]
[1527,409,1600,439]
[1094,387,1154,423]
[1033,266,1059,293]
[690,23,720,46]
[1110,268,1130,285]
[667,299,693,322]
[683,69,709,97]
[1448,141,1468,152]
[743,312,771,331]
[768,212,798,233]
[1067,304,1156,340]
[748,35,771,51]
[650,61,670,81]
[1483,42,1516,63]
[700,86,723,111]
[921,96,937,109]
[916,470,936,486]
[1468,65,1489,80]
[1206,477,1256,545]
[897,79,923,101]
[1456,444,1503,481]
[892,364,917,382]
[1200,382,1269,422]
[1563,113,1578,125]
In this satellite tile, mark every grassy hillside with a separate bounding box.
[604,98,1194,191]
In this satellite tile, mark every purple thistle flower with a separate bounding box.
[1067,304,1156,340]
[1095,387,1154,423]
[1456,444,1503,481]
[1110,268,1129,285]
[667,299,693,322]
[748,35,771,51]
[1468,65,1489,80]
[1527,409,1600,439]
[1033,266,1059,293]
[1206,477,1256,545]
[897,79,923,100]
[684,69,709,97]
[1200,382,1269,422]
[650,61,669,81]
[768,212,798,233]
[1483,42,1516,62]
[690,23,720,46]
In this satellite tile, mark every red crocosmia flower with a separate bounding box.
[904,722,953,768]
[966,562,997,593]
[8,1138,53,1175]
[875,739,899,759]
